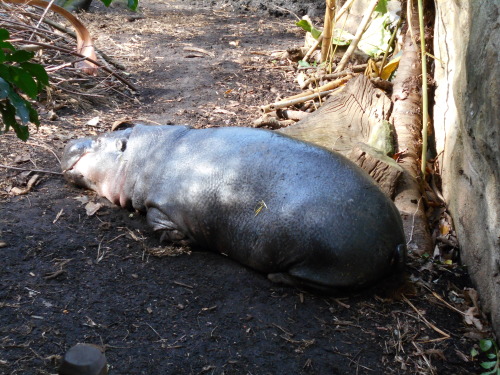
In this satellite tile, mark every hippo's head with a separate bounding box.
[61,129,132,201]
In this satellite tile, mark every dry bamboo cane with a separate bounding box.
[321,0,335,63]
[260,75,351,113]
[335,0,379,72]
[417,0,428,176]
[303,0,356,62]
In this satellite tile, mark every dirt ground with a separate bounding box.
[0,1,493,374]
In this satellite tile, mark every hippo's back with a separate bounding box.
[123,125,405,290]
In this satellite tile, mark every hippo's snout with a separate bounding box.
[61,138,94,173]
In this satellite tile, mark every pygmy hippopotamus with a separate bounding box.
[61,124,406,293]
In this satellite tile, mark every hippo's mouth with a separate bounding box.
[61,151,88,174]
[60,138,99,190]
[61,138,95,172]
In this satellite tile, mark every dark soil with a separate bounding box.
[0,1,491,374]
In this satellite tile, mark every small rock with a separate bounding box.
[59,343,107,375]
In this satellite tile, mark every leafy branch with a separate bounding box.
[0,28,48,141]
[471,339,500,375]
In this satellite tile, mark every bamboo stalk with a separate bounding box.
[417,0,428,176]
[335,0,379,72]
[380,17,402,73]
[321,0,335,63]
[303,0,356,62]
[260,75,351,113]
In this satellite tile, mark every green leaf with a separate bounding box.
[332,29,355,46]
[295,19,322,40]
[298,60,311,68]
[471,348,480,358]
[375,0,388,14]
[0,41,15,49]
[4,50,34,63]
[12,123,29,141]
[296,19,311,32]
[481,340,494,352]
[9,92,31,123]
[481,361,497,370]
[0,64,12,83]
[0,28,10,41]
[0,78,31,123]
[483,368,500,375]
[127,0,138,11]
[26,101,40,126]
[487,353,498,359]
[0,77,10,99]
[357,13,392,57]
[100,0,112,6]
[0,41,16,63]
[312,29,321,40]
[0,82,33,140]
[0,99,18,128]
[8,66,38,99]
[20,62,49,87]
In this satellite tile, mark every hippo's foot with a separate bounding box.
[268,272,337,294]
[147,208,191,246]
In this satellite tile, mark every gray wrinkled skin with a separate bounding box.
[62,124,406,293]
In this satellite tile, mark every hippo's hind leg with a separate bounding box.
[146,207,190,245]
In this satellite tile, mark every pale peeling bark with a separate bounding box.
[390,0,432,255]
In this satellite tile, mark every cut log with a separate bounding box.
[277,75,402,194]
[348,143,402,199]
[278,74,393,155]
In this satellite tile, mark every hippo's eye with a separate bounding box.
[116,139,127,152]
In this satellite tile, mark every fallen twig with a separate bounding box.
[5,0,98,74]
[183,46,215,58]
[276,109,309,121]
[403,295,450,342]
[260,74,351,113]
[0,164,62,175]
[7,38,138,91]
[300,67,364,89]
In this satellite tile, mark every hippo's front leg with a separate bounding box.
[146,208,190,245]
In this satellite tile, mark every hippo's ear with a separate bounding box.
[115,138,127,152]
[111,120,141,132]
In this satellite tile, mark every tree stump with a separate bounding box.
[278,74,401,198]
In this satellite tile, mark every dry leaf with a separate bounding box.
[86,116,100,126]
[74,195,89,204]
[85,201,103,216]
[213,107,237,115]
[439,217,451,235]
[463,307,483,330]
[10,174,39,195]
[14,153,31,164]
